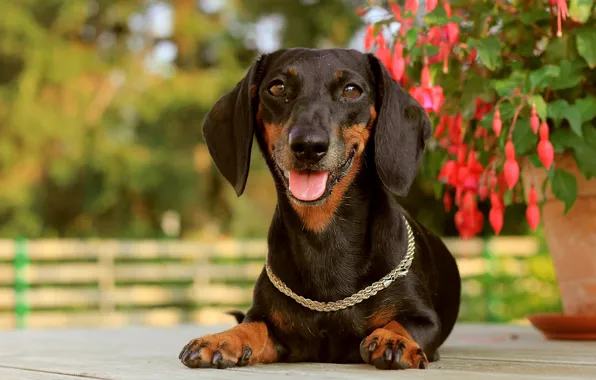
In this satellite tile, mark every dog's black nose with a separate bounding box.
[289,128,329,163]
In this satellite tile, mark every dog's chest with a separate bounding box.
[271,305,369,362]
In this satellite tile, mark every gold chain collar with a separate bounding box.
[265,216,416,312]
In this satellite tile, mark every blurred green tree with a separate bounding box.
[0,0,362,239]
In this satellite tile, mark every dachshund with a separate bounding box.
[179,48,461,371]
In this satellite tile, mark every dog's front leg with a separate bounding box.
[359,321,429,370]
[179,322,281,369]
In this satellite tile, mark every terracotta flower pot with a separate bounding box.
[522,153,596,339]
[522,153,596,315]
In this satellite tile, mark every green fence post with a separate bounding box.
[14,237,29,329]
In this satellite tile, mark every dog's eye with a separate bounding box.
[268,81,285,97]
[343,84,362,99]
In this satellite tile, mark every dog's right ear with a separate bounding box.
[202,54,269,197]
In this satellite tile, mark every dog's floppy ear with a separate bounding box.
[367,54,432,196]
[202,54,269,196]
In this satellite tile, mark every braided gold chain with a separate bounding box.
[265,216,416,312]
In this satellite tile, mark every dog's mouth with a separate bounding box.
[278,148,356,204]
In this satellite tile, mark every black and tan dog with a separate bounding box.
[179,48,461,371]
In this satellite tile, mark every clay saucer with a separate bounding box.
[527,313,596,340]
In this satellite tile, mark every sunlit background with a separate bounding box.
[0,0,561,330]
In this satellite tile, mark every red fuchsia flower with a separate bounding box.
[405,0,419,15]
[394,0,418,36]
[537,122,554,169]
[489,191,505,235]
[530,105,540,134]
[526,186,541,231]
[438,160,458,185]
[503,140,520,190]
[421,64,431,87]
[447,114,463,147]
[364,24,375,51]
[444,2,452,17]
[443,192,453,212]
[551,0,569,37]
[492,108,502,136]
[455,204,484,239]
[390,2,402,21]
[411,86,444,114]
[409,64,445,115]
[426,0,438,12]
[355,6,367,16]
[474,98,494,120]
[426,4,460,73]
[374,33,393,71]
[467,48,477,64]
[434,114,451,138]
[390,43,406,81]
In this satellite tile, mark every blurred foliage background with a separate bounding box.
[0,0,561,325]
[0,0,363,239]
[1,0,533,240]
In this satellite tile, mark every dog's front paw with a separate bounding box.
[179,334,252,369]
[359,328,428,370]
[179,322,278,369]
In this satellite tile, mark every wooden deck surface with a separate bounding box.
[1,324,595,379]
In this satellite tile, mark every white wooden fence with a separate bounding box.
[0,237,542,329]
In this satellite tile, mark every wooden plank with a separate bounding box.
[0,288,99,309]
[0,262,261,286]
[0,367,87,380]
[0,325,594,379]
[455,258,485,277]
[0,263,99,285]
[487,237,540,257]
[113,262,263,282]
[190,284,254,304]
[111,284,254,306]
[0,307,243,330]
[446,237,539,258]
[0,240,15,260]
[0,237,539,261]
[0,283,253,310]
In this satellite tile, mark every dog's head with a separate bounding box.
[203,48,431,232]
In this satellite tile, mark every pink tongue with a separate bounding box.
[289,171,329,201]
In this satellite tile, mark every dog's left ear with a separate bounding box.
[367,54,432,197]
[202,54,269,197]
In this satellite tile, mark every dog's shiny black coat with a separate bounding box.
[202,48,461,364]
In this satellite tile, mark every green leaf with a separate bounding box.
[567,106,583,136]
[551,169,578,213]
[529,65,560,89]
[550,129,582,153]
[492,71,527,97]
[423,6,461,26]
[469,37,502,71]
[405,29,417,50]
[547,99,570,125]
[575,96,596,123]
[518,10,551,24]
[569,0,595,23]
[528,152,543,168]
[512,119,538,155]
[573,125,596,179]
[547,99,583,136]
[424,6,448,26]
[567,107,582,136]
[550,60,585,90]
[530,95,547,120]
[503,191,513,207]
[576,27,596,68]
[426,45,439,57]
